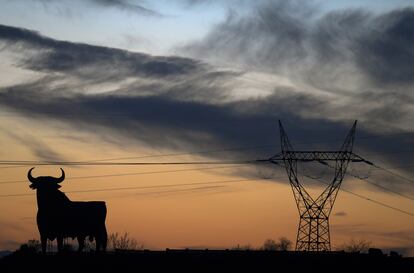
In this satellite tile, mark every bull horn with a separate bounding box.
[27,167,38,183]
[55,168,65,183]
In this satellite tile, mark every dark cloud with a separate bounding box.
[0,23,413,196]
[0,24,203,81]
[30,0,160,16]
[181,1,315,76]
[334,211,347,217]
[183,2,414,87]
[1,75,413,194]
[176,2,414,193]
[355,8,414,85]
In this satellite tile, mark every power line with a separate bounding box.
[1,157,413,202]
[337,187,414,217]
[372,163,414,185]
[2,157,414,173]
[320,161,414,201]
[0,144,276,169]
[356,149,414,157]
[2,160,413,204]
[362,178,414,201]
[0,134,412,215]
[369,163,414,172]
[0,136,412,170]
[0,144,273,170]
[0,144,273,169]
[0,177,275,198]
[0,159,262,166]
[2,154,413,202]
[1,134,413,165]
[305,173,414,217]
[0,165,249,185]
[272,163,414,217]
[1,166,413,217]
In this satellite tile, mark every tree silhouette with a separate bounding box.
[277,237,292,251]
[108,232,143,251]
[18,239,41,254]
[262,237,292,251]
[336,238,372,253]
[263,239,278,250]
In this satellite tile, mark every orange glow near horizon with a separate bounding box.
[0,115,413,255]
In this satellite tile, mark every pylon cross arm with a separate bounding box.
[269,151,368,162]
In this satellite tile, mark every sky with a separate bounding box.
[0,0,413,255]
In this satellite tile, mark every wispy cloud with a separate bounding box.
[89,0,160,16]
[183,2,414,86]
[29,0,161,16]
[182,2,414,131]
[2,130,66,162]
[0,14,413,196]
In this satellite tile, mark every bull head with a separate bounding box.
[28,167,65,190]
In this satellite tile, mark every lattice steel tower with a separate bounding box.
[269,121,368,251]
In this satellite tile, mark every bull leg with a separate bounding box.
[41,236,47,254]
[102,227,108,252]
[57,237,63,253]
[96,237,101,252]
[96,226,107,252]
[77,236,85,252]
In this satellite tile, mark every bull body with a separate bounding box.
[28,168,107,253]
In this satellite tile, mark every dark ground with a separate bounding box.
[1,249,413,273]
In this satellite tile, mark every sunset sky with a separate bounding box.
[0,0,413,255]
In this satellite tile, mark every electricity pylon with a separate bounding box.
[268,121,370,251]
